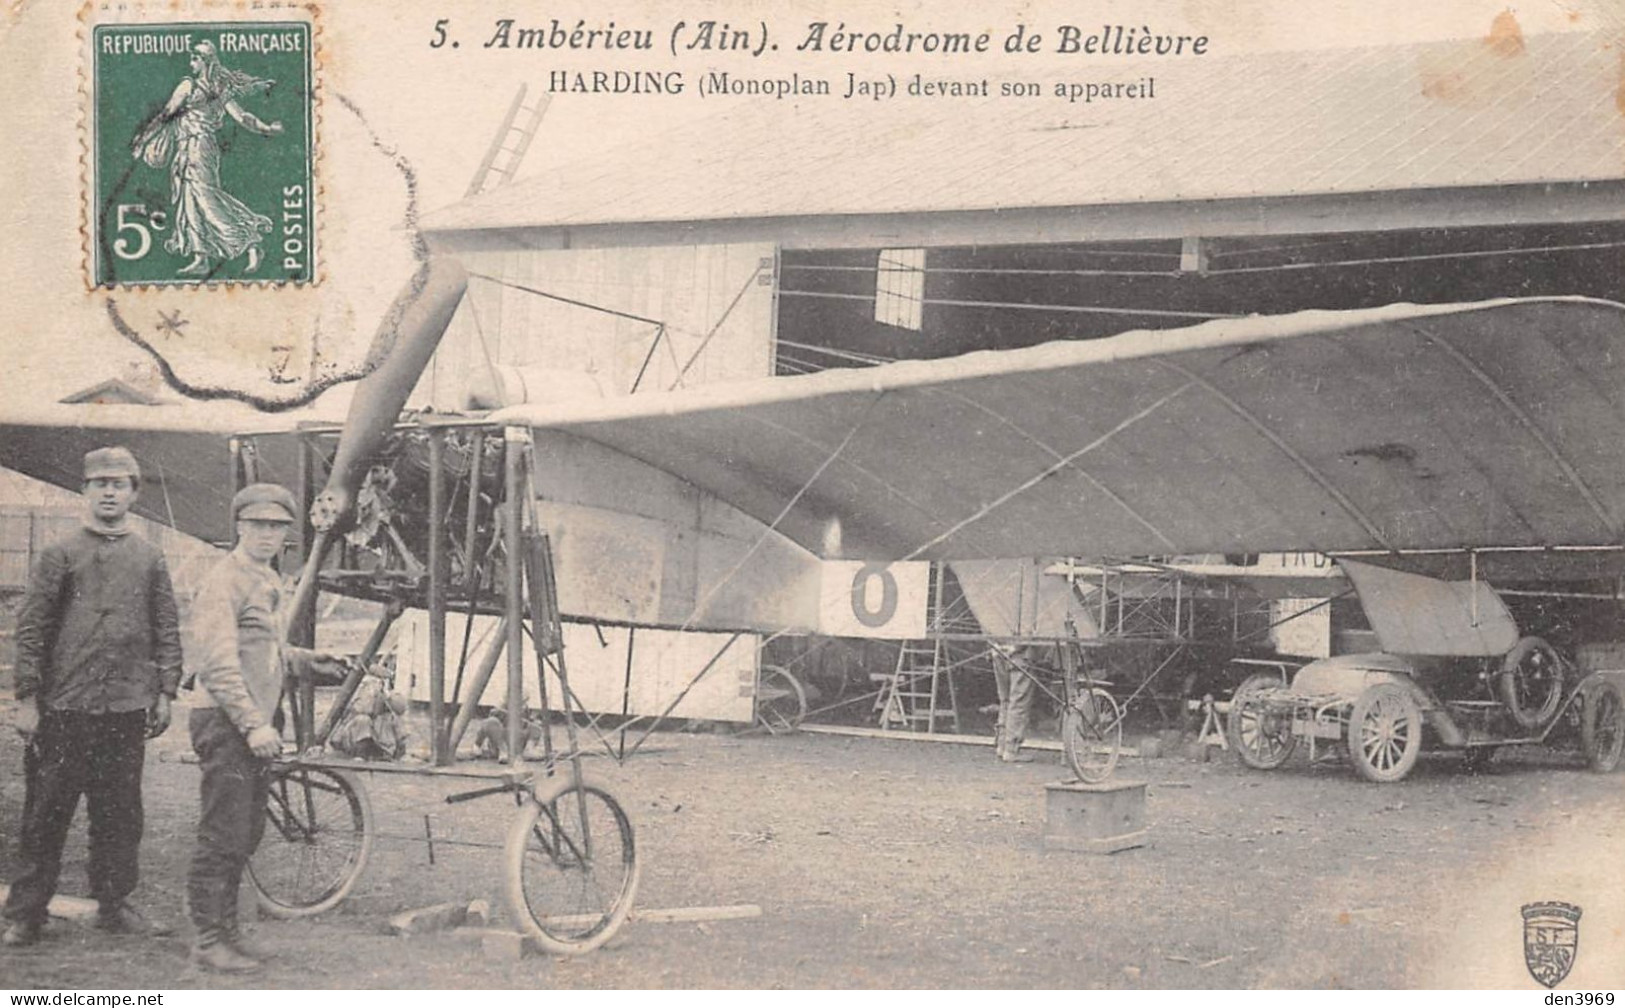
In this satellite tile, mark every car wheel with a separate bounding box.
[1498,636,1566,730]
[1226,672,1297,770]
[1580,680,1624,773]
[1348,683,1422,783]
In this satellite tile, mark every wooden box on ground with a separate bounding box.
[1042,779,1147,853]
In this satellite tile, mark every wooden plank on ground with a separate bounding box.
[600,904,760,926]
[800,723,1060,751]
[0,884,97,921]
[800,723,1142,757]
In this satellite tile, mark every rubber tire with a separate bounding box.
[1580,680,1625,773]
[1226,672,1298,770]
[1063,687,1122,784]
[755,664,808,734]
[250,766,374,919]
[1347,684,1423,783]
[1498,636,1566,731]
[503,776,641,956]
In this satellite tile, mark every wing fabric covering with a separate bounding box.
[494,298,1625,565]
[0,407,266,545]
[1339,559,1520,657]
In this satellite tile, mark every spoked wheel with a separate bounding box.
[1063,687,1123,784]
[1580,680,1624,773]
[754,664,808,734]
[1226,672,1297,770]
[1498,636,1566,730]
[503,775,641,955]
[250,765,374,918]
[1348,684,1423,783]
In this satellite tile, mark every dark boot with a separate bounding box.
[96,901,175,936]
[221,892,271,960]
[190,932,262,974]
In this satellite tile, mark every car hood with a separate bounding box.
[1292,652,1424,697]
[1341,560,1519,657]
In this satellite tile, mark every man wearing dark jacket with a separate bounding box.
[3,447,183,947]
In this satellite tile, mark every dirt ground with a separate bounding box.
[2,693,1623,990]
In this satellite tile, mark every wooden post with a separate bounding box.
[461,433,485,588]
[1172,572,1182,641]
[503,429,526,767]
[618,627,636,760]
[292,433,318,749]
[428,427,449,766]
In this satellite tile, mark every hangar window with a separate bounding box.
[874,248,925,330]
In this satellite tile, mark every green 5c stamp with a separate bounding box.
[91,22,314,286]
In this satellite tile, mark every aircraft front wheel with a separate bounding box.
[503,776,640,955]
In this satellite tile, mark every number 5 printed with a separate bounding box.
[113,203,167,261]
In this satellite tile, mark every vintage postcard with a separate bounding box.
[2,0,1624,993]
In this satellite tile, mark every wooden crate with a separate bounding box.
[1042,779,1148,854]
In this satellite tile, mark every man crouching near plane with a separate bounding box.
[183,483,342,973]
[3,448,182,948]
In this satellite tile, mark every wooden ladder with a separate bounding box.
[466,85,551,197]
[873,639,959,732]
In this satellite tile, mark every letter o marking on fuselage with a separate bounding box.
[850,563,899,628]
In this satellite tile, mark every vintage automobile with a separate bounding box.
[1225,560,1625,783]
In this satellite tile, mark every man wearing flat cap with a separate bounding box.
[3,447,182,947]
[183,482,341,972]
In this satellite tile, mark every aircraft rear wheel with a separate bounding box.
[250,765,373,918]
[1348,684,1422,783]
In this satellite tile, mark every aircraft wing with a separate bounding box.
[0,402,311,545]
[497,297,1625,570]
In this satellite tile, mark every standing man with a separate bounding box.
[184,482,337,973]
[3,447,182,947]
[993,645,1038,763]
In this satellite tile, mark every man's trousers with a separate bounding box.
[4,709,147,924]
[186,707,268,944]
[993,658,1036,759]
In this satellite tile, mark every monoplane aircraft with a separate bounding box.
[4,261,1623,947]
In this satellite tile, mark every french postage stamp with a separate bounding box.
[88,20,315,287]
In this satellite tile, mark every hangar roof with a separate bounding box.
[423,31,1625,235]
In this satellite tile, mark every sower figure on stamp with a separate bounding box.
[3,448,182,948]
[130,39,283,277]
[183,483,343,973]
